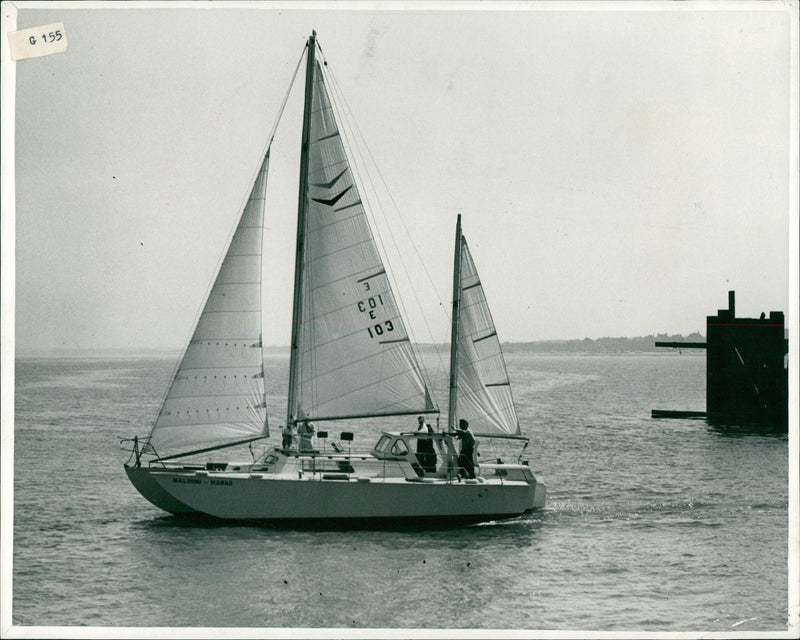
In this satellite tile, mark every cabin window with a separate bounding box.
[390,439,409,456]
[374,436,391,452]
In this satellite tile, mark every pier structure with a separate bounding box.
[652,291,788,429]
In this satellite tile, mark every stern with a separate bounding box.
[125,465,198,515]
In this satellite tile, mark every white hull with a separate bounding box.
[125,444,546,527]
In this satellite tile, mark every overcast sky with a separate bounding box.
[5,1,798,353]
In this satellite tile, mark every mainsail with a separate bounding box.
[452,221,521,436]
[146,152,271,456]
[289,58,436,422]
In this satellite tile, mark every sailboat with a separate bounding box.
[123,32,546,526]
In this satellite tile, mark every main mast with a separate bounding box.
[447,214,463,432]
[287,31,317,427]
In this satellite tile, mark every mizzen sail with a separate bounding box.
[146,152,271,456]
[289,59,436,422]
[454,232,521,436]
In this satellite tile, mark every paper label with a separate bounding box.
[7,23,68,61]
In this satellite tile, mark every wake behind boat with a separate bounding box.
[123,31,546,527]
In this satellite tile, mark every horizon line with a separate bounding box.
[14,333,712,358]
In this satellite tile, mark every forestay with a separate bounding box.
[146,153,271,455]
[291,61,436,422]
[455,235,521,436]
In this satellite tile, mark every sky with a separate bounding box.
[3,1,798,354]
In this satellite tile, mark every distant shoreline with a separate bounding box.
[15,333,709,359]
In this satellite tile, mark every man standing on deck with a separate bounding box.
[416,422,437,473]
[281,424,295,450]
[455,419,476,479]
[298,420,315,452]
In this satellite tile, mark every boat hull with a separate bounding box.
[126,466,546,527]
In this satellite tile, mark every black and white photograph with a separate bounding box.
[2,1,797,637]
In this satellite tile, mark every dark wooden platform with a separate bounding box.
[651,409,708,419]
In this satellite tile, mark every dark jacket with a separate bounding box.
[456,429,475,456]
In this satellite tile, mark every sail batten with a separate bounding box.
[357,270,386,282]
[334,201,363,213]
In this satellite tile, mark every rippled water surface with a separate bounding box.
[11,353,790,632]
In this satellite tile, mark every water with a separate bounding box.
[11,352,790,632]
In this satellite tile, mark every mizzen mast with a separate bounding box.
[447,213,463,432]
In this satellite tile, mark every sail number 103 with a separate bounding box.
[367,320,394,339]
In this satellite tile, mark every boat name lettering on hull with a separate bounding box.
[170,477,233,486]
